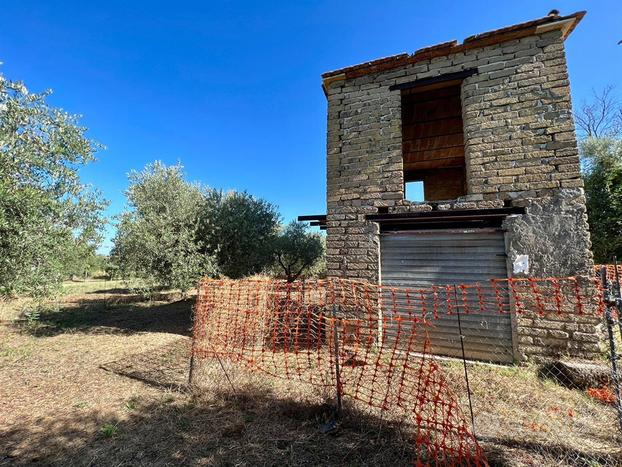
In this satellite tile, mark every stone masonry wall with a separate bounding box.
[325,30,599,360]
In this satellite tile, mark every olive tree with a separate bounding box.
[0,74,107,297]
[272,221,324,282]
[200,191,280,279]
[110,162,217,292]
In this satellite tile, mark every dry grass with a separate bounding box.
[440,361,622,466]
[1,280,621,466]
[0,280,192,466]
[0,280,415,466]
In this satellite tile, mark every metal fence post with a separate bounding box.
[332,303,343,417]
[454,285,475,436]
[188,353,195,386]
[601,266,622,432]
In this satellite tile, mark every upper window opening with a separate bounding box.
[401,82,466,202]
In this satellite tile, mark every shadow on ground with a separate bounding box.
[101,339,192,392]
[0,386,417,467]
[18,295,194,337]
[4,336,620,467]
[87,341,622,466]
[83,286,169,295]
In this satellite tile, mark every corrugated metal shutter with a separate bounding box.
[380,228,514,363]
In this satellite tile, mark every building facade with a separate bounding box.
[306,11,602,362]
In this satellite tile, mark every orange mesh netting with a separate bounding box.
[596,264,622,287]
[191,275,608,466]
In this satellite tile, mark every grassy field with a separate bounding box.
[1,279,621,466]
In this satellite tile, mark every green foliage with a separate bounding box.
[110,162,283,287]
[272,221,324,282]
[0,74,107,297]
[64,251,108,280]
[201,191,280,279]
[99,423,119,438]
[86,254,110,278]
[305,235,327,279]
[123,398,138,412]
[110,162,218,292]
[105,259,121,280]
[23,304,43,326]
[581,137,622,263]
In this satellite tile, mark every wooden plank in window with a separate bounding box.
[404,156,465,172]
[403,97,462,123]
[404,146,464,163]
[402,117,463,139]
[403,132,464,152]
[402,85,461,102]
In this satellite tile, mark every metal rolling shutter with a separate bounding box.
[380,228,514,363]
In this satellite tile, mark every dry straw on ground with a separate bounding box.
[1,279,621,466]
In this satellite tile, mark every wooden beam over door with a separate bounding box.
[388,68,478,92]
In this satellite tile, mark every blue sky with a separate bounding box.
[1,1,621,253]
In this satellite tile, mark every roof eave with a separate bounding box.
[321,11,586,91]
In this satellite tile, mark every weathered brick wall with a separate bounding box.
[326,29,589,280]
[325,30,598,360]
[510,277,603,362]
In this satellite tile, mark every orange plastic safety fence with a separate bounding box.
[596,264,622,286]
[192,275,608,466]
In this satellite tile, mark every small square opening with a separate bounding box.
[405,180,425,202]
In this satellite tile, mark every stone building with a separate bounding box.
[300,11,600,363]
